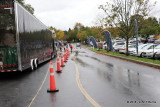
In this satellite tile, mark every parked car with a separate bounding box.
[113,38,125,43]
[141,37,147,43]
[103,42,107,50]
[134,44,158,57]
[148,37,157,43]
[97,42,103,49]
[76,43,81,47]
[142,44,160,58]
[113,42,125,52]
[154,39,160,44]
[119,44,136,54]
[154,50,160,59]
[130,44,148,55]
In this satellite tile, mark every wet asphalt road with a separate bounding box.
[0,45,160,107]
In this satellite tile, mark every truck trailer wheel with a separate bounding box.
[30,59,36,71]
[34,58,38,69]
[30,59,34,71]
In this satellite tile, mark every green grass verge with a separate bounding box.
[90,48,160,65]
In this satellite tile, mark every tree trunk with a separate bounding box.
[126,36,129,56]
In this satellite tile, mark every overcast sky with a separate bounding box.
[25,0,160,31]
[25,0,106,30]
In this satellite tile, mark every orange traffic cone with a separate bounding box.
[61,56,65,67]
[56,56,62,72]
[66,51,69,60]
[64,54,67,62]
[47,61,59,92]
[68,51,70,57]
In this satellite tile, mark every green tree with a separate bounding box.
[66,29,77,42]
[140,17,160,36]
[140,26,159,36]
[17,0,34,14]
[77,31,88,41]
[56,30,65,41]
[106,27,121,38]
[74,22,84,31]
[66,23,85,42]
[99,0,156,55]
[16,0,24,5]
[90,27,104,41]
[24,4,34,14]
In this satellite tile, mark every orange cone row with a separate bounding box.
[47,49,70,93]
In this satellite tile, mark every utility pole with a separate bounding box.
[134,19,138,54]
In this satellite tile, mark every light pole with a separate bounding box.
[134,19,139,55]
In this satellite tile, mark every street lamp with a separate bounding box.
[134,19,138,55]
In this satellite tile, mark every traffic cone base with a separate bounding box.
[61,65,65,67]
[47,89,59,92]
[56,70,62,73]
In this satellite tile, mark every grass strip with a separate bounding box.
[90,48,160,65]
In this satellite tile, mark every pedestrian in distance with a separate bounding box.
[70,45,73,53]
[74,48,79,59]
[60,46,62,52]
[64,47,66,51]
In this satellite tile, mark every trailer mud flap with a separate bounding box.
[0,62,3,72]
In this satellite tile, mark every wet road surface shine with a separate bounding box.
[30,55,93,107]
[27,68,49,107]
[74,58,101,107]
[74,48,160,107]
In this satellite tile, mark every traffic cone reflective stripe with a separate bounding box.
[57,57,62,72]
[47,61,59,92]
[50,72,54,76]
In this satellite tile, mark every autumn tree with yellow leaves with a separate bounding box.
[56,30,65,41]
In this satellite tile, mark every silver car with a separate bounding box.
[131,44,148,56]
[142,44,160,58]
[154,50,160,59]
[134,44,158,57]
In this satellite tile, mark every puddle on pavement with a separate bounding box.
[77,53,142,91]
[76,52,160,102]
[126,69,141,87]
[73,57,91,67]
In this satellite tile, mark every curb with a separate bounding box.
[90,49,160,70]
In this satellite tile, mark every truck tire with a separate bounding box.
[51,53,54,59]
[30,59,34,71]
[34,59,38,69]
[31,59,36,71]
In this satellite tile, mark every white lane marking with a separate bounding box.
[28,68,49,107]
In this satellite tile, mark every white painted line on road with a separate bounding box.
[28,68,49,107]
[74,58,101,107]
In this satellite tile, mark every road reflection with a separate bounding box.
[78,53,143,95]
